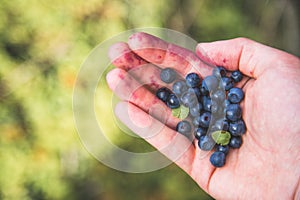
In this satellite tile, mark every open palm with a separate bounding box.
[106,33,300,199]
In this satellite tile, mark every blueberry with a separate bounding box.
[229,120,246,136]
[160,68,177,83]
[193,116,201,127]
[156,87,172,103]
[224,99,231,108]
[212,66,227,77]
[211,89,226,102]
[216,145,230,155]
[229,136,243,148]
[228,87,244,104]
[210,151,226,167]
[202,96,212,112]
[202,75,219,92]
[188,87,202,101]
[180,91,198,107]
[198,135,215,151]
[176,121,192,137]
[211,100,224,114]
[172,80,188,96]
[166,94,180,109]
[226,104,242,122]
[220,77,234,91]
[186,73,201,88]
[194,127,207,140]
[212,118,229,131]
[200,82,209,96]
[189,103,202,117]
[193,112,211,128]
[231,70,243,83]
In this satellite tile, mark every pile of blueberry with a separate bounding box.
[156,67,246,167]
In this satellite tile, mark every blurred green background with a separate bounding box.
[0,0,299,199]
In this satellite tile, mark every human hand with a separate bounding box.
[106,32,300,199]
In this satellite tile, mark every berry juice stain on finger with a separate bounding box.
[151,98,160,105]
[150,82,160,90]
[124,53,134,63]
[149,76,160,90]
[134,54,146,65]
[130,91,139,101]
[117,72,125,80]
[250,70,254,76]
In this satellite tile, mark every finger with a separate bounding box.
[108,43,198,99]
[122,63,175,92]
[115,101,216,193]
[114,101,195,174]
[108,42,147,71]
[108,42,175,92]
[106,68,180,128]
[128,32,213,78]
[196,37,300,79]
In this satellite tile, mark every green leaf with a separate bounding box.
[172,106,181,118]
[179,105,189,119]
[171,105,189,120]
[212,131,231,145]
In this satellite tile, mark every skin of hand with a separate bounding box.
[106,32,300,200]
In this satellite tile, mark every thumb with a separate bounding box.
[196,37,298,78]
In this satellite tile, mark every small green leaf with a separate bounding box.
[212,131,231,145]
[172,106,181,118]
[171,105,189,119]
[179,105,189,119]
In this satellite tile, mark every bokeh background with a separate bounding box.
[0,0,299,199]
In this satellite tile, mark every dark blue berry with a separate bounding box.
[212,118,229,131]
[180,91,198,107]
[210,101,225,114]
[193,116,201,127]
[226,104,242,122]
[202,75,219,91]
[231,70,243,83]
[229,136,243,148]
[210,151,226,167]
[194,127,207,140]
[176,121,192,137]
[166,94,180,109]
[156,87,172,103]
[220,77,234,91]
[189,103,202,117]
[229,120,246,136]
[188,87,202,101]
[211,90,226,102]
[160,68,177,83]
[202,96,212,112]
[200,82,209,96]
[194,112,211,128]
[210,100,222,114]
[172,80,188,96]
[224,99,231,108]
[212,66,227,77]
[198,135,215,151]
[216,145,230,155]
[186,73,201,88]
[228,87,244,104]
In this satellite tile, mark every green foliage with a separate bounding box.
[212,131,231,146]
[0,0,298,199]
[172,105,189,119]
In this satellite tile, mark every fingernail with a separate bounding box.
[106,68,124,91]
